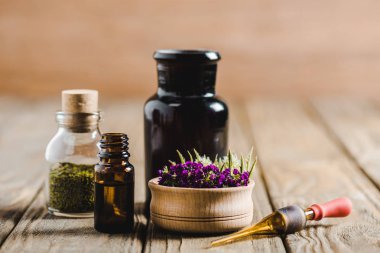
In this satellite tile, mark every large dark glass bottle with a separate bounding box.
[144,49,229,202]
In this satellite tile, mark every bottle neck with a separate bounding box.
[56,112,100,133]
[157,87,215,98]
[98,133,130,166]
[156,62,217,97]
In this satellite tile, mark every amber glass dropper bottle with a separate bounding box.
[94,133,135,233]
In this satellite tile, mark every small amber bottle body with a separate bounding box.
[94,133,134,233]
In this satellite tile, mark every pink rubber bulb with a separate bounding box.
[309,197,352,221]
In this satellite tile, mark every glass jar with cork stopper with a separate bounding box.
[45,89,101,217]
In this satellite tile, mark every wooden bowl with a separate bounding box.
[148,177,254,233]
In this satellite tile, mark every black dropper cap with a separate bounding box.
[153,49,221,95]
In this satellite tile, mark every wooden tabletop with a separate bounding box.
[1,97,380,253]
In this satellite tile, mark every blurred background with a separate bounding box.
[1,0,380,99]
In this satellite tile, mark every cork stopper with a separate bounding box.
[61,89,98,113]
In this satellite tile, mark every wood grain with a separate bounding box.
[2,97,380,252]
[0,190,147,253]
[0,98,56,246]
[143,101,286,253]
[1,1,380,98]
[246,99,380,253]
[312,98,380,190]
[149,178,254,233]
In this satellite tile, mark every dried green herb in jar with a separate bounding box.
[49,162,95,213]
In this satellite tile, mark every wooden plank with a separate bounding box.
[0,99,148,252]
[0,189,147,253]
[312,98,380,189]
[246,99,380,253]
[143,101,286,253]
[2,1,380,99]
[0,97,56,246]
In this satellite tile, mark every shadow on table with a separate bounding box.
[9,202,147,237]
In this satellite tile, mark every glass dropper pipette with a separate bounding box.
[211,197,352,247]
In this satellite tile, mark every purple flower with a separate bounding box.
[181,170,188,177]
[157,156,251,188]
